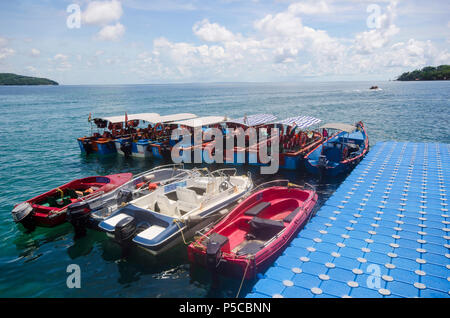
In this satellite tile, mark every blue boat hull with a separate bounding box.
[304,123,368,177]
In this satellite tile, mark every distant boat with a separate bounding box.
[370,86,379,90]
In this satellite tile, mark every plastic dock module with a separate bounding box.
[247,142,450,298]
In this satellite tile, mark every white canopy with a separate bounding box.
[321,123,357,133]
[277,115,321,129]
[227,114,277,127]
[95,113,160,124]
[157,113,197,123]
[94,112,198,125]
[172,116,226,128]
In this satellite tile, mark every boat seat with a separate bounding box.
[177,200,199,213]
[244,201,271,216]
[236,241,264,256]
[102,213,130,228]
[248,217,285,241]
[135,225,165,241]
[155,194,181,218]
[176,187,202,204]
[205,181,216,195]
[283,207,302,223]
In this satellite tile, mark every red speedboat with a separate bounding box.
[187,181,318,280]
[11,173,132,230]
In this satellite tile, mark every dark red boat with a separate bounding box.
[187,181,318,280]
[11,173,132,230]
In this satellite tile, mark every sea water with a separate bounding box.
[0,81,448,297]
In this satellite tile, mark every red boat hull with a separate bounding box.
[14,173,132,228]
[188,185,318,279]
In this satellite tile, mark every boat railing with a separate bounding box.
[132,163,185,179]
[206,168,238,178]
[79,190,105,202]
[246,179,290,195]
[135,168,200,192]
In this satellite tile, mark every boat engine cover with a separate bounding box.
[11,202,33,222]
[114,215,136,243]
[121,141,133,157]
[117,189,133,205]
[318,155,328,167]
[206,233,229,271]
[66,201,91,222]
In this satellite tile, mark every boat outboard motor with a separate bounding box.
[161,144,172,160]
[82,139,93,155]
[11,202,35,231]
[114,215,136,256]
[317,154,328,180]
[206,233,229,272]
[66,201,91,238]
[117,189,133,205]
[120,140,133,157]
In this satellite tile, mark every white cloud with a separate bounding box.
[129,0,449,81]
[50,54,72,71]
[0,37,7,47]
[30,48,40,57]
[97,23,125,41]
[25,66,38,74]
[0,37,15,61]
[193,19,236,43]
[0,48,15,60]
[82,0,123,26]
[354,0,399,54]
[288,1,330,15]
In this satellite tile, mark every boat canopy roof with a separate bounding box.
[227,114,277,127]
[320,122,357,133]
[277,115,321,129]
[172,116,226,128]
[95,113,160,124]
[157,113,197,123]
[94,112,197,125]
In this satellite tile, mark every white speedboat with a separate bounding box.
[98,168,253,255]
[66,164,198,236]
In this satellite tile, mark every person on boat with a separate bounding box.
[322,128,328,138]
[287,122,298,139]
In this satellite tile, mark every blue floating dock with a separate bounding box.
[247,142,450,298]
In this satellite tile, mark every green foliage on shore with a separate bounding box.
[397,65,450,81]
[0,73,59,85]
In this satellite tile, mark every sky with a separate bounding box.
[0,0,449,85]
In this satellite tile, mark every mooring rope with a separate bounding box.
[236,257,252,298]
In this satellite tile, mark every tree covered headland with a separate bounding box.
[0,73,59,85]
[397,65,450,81]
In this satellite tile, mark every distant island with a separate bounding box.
[397,65,449,81]
[0,73,58,85]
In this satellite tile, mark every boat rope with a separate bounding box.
[56,188,64,199]
[173,219,192,246]
[236,256,252,298]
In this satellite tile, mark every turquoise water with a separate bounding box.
[0,81,448,297]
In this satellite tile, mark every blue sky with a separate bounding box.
[0,0,448,84]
